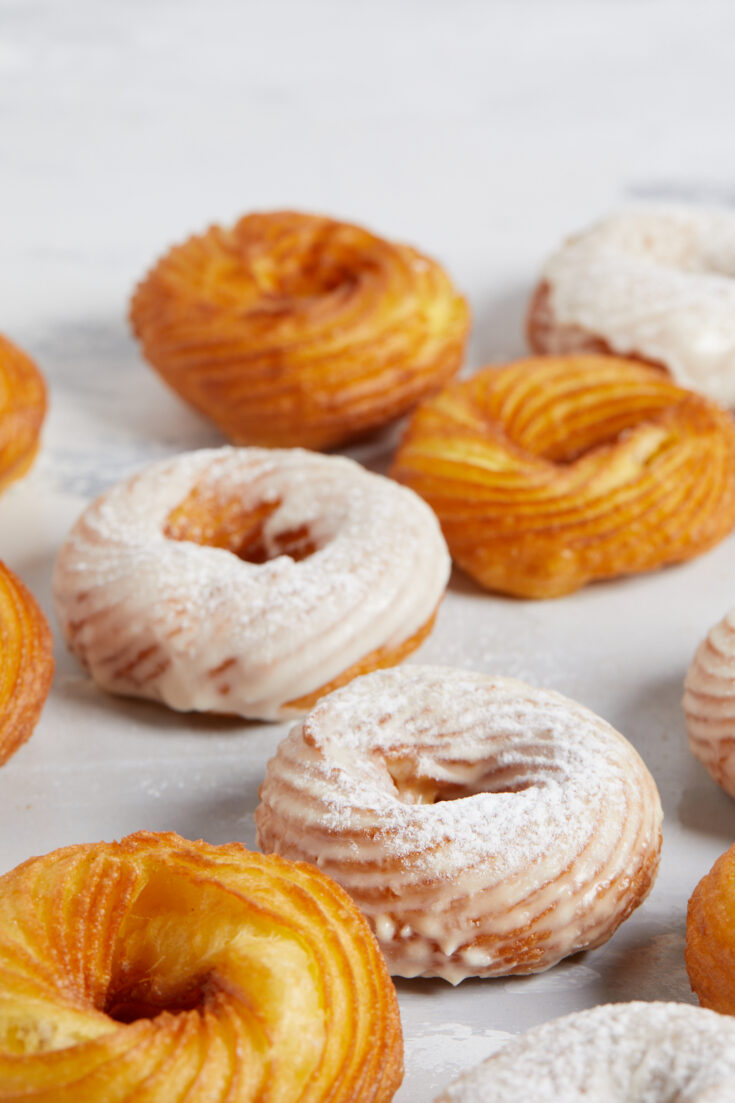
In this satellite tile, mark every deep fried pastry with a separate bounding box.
[53,447,449,719]
[0,334,46,494]
[0,830,403,1102]
[391,355,735,598]
[130,210,469,449]
[687,842,735,1015]
[436,1003,735,1102]
[527,206,735,407]
[256,667,662,983]
[0,561,53,765]
[684,608,735,798]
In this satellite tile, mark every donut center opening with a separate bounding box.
[385,757,536,804]
[164,490,321,563]
[104,977,209,1024]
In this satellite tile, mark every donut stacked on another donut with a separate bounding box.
[391,354,735,598]
[434,1002,735,1103]
[130,210,470,450]
[256,666,662,983]
[0,334,47,495]
[528,206,735,407]
[0,831,403,1103]
[0,561,54,766]
[683,609,735,799]
[53,447,450,720]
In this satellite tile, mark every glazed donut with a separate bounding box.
[684,609,735,799]
[435,1002,735,1103]
[0,561,53,766]
[528,206,735,407]
[255,666,662,983]
[53,447,449,720]
[0,334,46,494]
[130,210,469,450]
[390,354,735,598]
[687,841,735,1014]
[0,830,403,1103]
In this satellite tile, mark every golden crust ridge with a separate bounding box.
[391,355,735,598]
[130,210,469,450]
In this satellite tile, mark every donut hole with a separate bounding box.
[104,978,207,1024]
[385,756,537,805]
[100,869,246,1025]
[233,220,369,303]
[164,490,323,563]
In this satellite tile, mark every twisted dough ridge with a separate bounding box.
[0,831,403,1103]
[684,609,735,798]
[528,206,735,407]
[391,355,735,598]
[130,210,469,449]
[435,1002,735,1102]
[0,561,53,766]
[256,667,662,983]
[687,842,735,1015]
[52,447,449,720]
[0,335,46,495]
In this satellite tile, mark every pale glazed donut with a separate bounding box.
[683,608,735,798]
[255,667,663,983]
[52,448,449,720]
[528,206,735,407]
[434,1002,735,1103]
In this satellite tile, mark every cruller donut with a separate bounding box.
[0,830,403,1103]
[435,1002,735,1103]
[0,560,53,766]
[130,209,470,450]
[684,607,735,799]
[528,205,735,407]
[391,354,735,598]
[0,334,47,495]
[53,447,449,719]
[687,841,735,1014]
[256,666,663,983]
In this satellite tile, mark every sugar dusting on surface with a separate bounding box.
[544,206,735,406]
[436,1002,735,1102]
[52,448,450,719]
[256,667,663,982]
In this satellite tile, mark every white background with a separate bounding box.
[2,2,735,1097]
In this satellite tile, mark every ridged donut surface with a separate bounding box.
[53,448,449,720]
[0,561,54,766]
[684,608,735,799]
[0,334,46,495]
[255,667,662,983]
[130,210,469,449]
[0,830,403,1103]
[391,355,735,598]
[687,841,735,1015]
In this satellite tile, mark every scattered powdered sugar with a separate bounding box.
[544,205,735,407]
[52,448,450,719]
[256,667,663,981]
[437,1002,735,1102]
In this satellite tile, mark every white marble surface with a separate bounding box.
[2,1,735,1098]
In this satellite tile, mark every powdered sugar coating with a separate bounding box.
[255,667,662,982]
[52,448,449,720]
[539,206,735,406]
[684,607,735,798]
[435,1002,735,1103]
